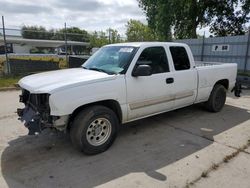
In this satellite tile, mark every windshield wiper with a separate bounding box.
[88,67,107,73]
[82,66,88,69]
[83,66,115,75]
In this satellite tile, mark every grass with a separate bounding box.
[238,70,250,77]
[0,55,66,72]
[223,142,250,163]
[0,76,21,88]
[211,163,219,170]
[201,171,208,178]
[184,140,250,188]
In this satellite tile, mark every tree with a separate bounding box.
[138,0,175,40]
[108,28,123,43]
[208,0,250,36]
[21,26,90,42]
[138,0,250,39]
[89,31,109,47]
[125,19,155,42]
[172,0,206,39]
[53,27,90,42]
[21,26,54,40]
[89,29,124,48]
[138,0,211,39]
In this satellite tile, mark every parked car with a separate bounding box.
[17,42,241,154]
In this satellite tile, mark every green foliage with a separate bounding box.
[125,19,155,42]
[172,0,205,39]
[0,76,21,88]
[21,26,90,42]
[108,28,124,43]
[208,0,250,36]
[53,27,90,42]
[138,0,173,40]
[238,70,250,77]
[89,29,124,48]
[138,0,250,39]
[21,26,54,40]
[89,31,109,48]
[21,26,123,48]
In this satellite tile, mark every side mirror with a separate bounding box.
[132,64,152,77]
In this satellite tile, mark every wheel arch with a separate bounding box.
[214,79,229,90]
[67,99,122,130]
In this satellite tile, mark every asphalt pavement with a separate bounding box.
[0,90,250,188]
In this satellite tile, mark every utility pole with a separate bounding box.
[64,22,68,67]
[201,31,205,61]
[244,28,250,72]
[108,28,111,44]
[2,16,9,74]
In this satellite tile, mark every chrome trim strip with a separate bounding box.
[129,91,194,110]
[129,95,175,110]
[175,91,194,100]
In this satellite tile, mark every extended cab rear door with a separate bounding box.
[125,45,175,121]
[168,45,198,108]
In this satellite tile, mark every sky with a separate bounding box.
[0,0,147,36]
[0,0,210,37]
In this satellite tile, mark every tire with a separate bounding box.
[70,105,119,155]
[205,84,227,112]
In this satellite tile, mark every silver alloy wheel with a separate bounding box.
[86,118,112,146]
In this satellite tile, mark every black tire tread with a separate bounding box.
[205,84,226,112]
[70,105,118,155]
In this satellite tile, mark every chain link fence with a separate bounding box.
[0,23,91,75]
[0,17,127,75]
[1,16,250,76]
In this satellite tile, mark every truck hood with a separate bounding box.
[18,68,116,93]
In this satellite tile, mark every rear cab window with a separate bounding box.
[170,46,190,71]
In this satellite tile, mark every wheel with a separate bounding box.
[70,105,119,155]
[205,84,227,112]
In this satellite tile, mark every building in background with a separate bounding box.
[0,37,89,55]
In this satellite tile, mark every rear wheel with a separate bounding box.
[70,105,119,155]
[205,84,227,112]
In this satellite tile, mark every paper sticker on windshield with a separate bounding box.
[119,48,134,53]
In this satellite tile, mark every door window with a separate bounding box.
[170,46,190,71]
[136,47,169,74]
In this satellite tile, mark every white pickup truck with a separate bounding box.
[17,42,240,154]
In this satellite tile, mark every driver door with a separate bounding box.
[126,46,175,121]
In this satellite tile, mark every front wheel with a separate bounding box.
[205,84,227,112]
[70,105,119,155]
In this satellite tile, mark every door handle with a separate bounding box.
[166,78,174,84]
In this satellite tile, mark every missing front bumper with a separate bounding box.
[17,107,69,135]
[17,107,43,135]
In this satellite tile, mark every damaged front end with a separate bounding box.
[17,89,66,135]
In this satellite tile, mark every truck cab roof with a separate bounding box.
[105,42,189,48]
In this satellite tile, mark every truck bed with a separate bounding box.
[195,61,223,67]
[194,61,237,103]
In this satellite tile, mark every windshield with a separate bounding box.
[82,46,137,74]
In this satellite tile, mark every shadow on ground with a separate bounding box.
[1,104,250,188]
